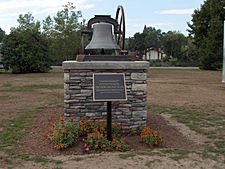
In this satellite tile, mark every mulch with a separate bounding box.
[17,106,195,156]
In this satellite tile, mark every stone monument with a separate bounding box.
[62,6,149,133]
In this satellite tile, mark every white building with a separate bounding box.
[143,48,166,61]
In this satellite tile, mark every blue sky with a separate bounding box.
[0,0,205,37]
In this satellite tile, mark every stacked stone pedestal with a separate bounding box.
[63,61,149,132]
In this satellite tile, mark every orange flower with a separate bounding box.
[61,144,64,148]
[155,141,158,145]
[61,127,65,131]
[154,134,157,137]
[150,134,153,137]
[55,137,59,141]
[141,135,146,140]
[47,133,51,137]
[97,132,100,140]
[53,129,57,133]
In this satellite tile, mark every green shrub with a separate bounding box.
[79,119,121,137]
[86,130,127,152]
[1,28,51,73]
[47,116,79,149]
[140,127,163,146]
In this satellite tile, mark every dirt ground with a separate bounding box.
[0,68,225,169]
[148,69,225,114]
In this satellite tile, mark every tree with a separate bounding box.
[127,26,163,56]
[127,33,146,55]
[162,31,187,60]
[1,13,51,73]
[127,26,189,62]
[143,26,162,49]
[188,0,225,70]
[42,2,84,65]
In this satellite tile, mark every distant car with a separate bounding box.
[0,57,3,69]
[0,61,3,69]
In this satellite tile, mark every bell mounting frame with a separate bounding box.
[115,5,126,50]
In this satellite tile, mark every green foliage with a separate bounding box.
[188,0,225,70]
[127,26,193,64]
[47,116,79,150]
[48,116,127,152]
[128,33,146,55]
[1,13,51,73]
[17,13,40,31]
[42,2,84,65]
[86,131,127,152]
[82,121,127,152]
[79,119,121,138]
[143,26,162,50]
[140,127,163,146]
[128,26,163,56]
[162,31,187,59]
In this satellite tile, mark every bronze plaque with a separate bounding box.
[93,73,127,101]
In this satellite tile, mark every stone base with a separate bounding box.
[63,61,149,132]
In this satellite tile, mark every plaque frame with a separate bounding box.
[93,73,127,101]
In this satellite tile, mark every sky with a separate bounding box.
[0,0,205,37]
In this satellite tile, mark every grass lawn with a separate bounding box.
[0,68,225,168]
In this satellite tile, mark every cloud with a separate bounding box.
[127,22,174,30]
[157,8,194,15]
[0,0,94,11]
[152,22,175,27]
[0,0,95,18]
[0,0,95,34]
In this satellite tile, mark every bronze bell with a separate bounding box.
[85,23,120,50]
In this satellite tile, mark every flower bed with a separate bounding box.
[47,114,163,153]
